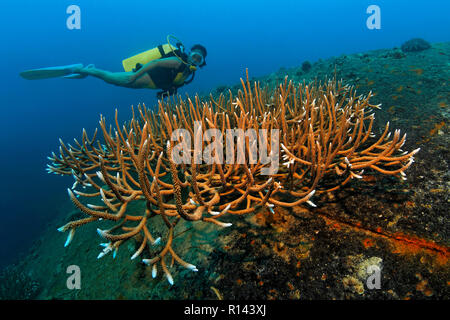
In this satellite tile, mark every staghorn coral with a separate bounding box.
[47,71,419,285]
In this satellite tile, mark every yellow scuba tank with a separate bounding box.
[122,43,178,72]
[122,36,198,90]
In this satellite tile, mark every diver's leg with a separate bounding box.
[76,66,135,87]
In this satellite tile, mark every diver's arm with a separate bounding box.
[130,57,182,82]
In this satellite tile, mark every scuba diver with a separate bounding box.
[20,37,207,99]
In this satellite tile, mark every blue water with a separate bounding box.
[0,0,448,268]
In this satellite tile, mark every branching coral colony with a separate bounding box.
[47,71,419,285]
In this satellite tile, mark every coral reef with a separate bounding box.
[47,71,418,286]
[0,265,40,300]
[401,38,431,53]
[301,61,312,73]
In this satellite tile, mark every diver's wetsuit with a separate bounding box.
[149,65,184,94]
[134,55,194,97]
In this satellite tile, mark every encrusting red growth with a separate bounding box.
[318,211,449,266]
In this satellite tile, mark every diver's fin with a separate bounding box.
[63,64,95,78]
[63,73,88,79]
[19,63,84,80]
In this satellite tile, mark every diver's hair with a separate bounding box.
[191,44,207,58]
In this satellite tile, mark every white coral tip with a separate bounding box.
[166,273,174,285]
[97,228,107,238]
[64,229,75,247]
[130,251,139,260]
[221,204,232,214]
[186,264,198,272]
[306,200,317,207]
[142,259,150,266]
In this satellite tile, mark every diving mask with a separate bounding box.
[189,51,204,66]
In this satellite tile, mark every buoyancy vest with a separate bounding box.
[122,43,195,90]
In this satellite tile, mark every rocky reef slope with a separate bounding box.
[7,41,449,300]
